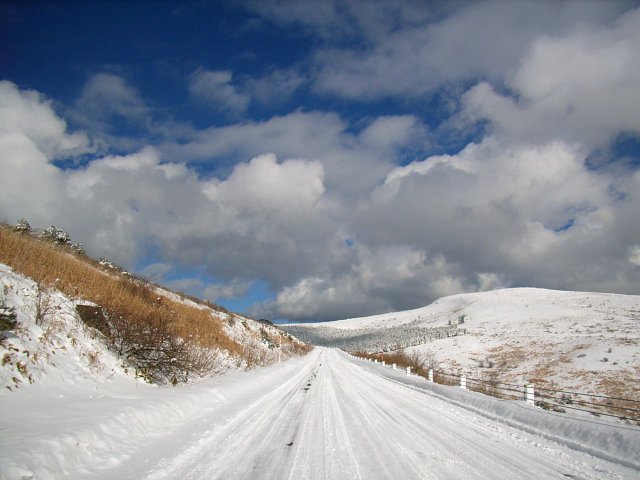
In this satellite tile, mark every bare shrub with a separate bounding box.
[355,350,434,378]
[433,370,458,386]
[106,313,216,383]
[243,347,268,370]
[405,350,438,376]
[34,282,54,327]
[39,315,64,345]
[86,349,102,373]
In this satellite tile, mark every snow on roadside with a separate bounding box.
[0,261,304,394]
[0,263,146,478]
[0,349,313,479]
[0,263,132,394]
[348,352,640,471]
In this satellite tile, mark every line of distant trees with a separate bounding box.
[13,218,86,255]
[281,324,466,353]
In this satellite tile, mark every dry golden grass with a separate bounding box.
[281,335,312,356]
[0,225,245,357]
[352,350,438,379]
[354,349,467,387]
[1,225,311,367]
[487,344,531,370]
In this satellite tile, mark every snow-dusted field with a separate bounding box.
[2,348,639,479]
[292,288,640,395]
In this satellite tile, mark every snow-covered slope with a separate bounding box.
[0,262,304,394]
[290,288,640,396]
[0,263,133,393]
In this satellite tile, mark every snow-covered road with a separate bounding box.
[99,348,638,480]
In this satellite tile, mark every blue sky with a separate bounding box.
[1,0,639,321]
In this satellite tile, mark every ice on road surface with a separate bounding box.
[109,348,638,480]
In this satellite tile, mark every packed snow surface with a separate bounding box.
[2,348,639,479]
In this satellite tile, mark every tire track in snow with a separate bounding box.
[286,353,363,479]
[142,350,322,480]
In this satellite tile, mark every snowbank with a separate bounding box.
[0,354,313,479]
[347,351,640,470]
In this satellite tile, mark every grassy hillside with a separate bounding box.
[0,224,309,382]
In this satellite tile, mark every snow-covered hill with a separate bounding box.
[287,288,640,397]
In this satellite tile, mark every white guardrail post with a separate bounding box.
[428,369,433,382]
[382,360,385,366]
[392,363,396,370]
[406,366,411,376]
[525,384,535,405]
[460,374,467,390]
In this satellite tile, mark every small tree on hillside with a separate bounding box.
[99,257,118,269]
[41,226,72,246]
[71,242,86,255]
[0,300,17,332]
[13,218,31,234]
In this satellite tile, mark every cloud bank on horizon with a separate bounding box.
[1,0,639,321]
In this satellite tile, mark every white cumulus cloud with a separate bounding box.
[462,6,640,150]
